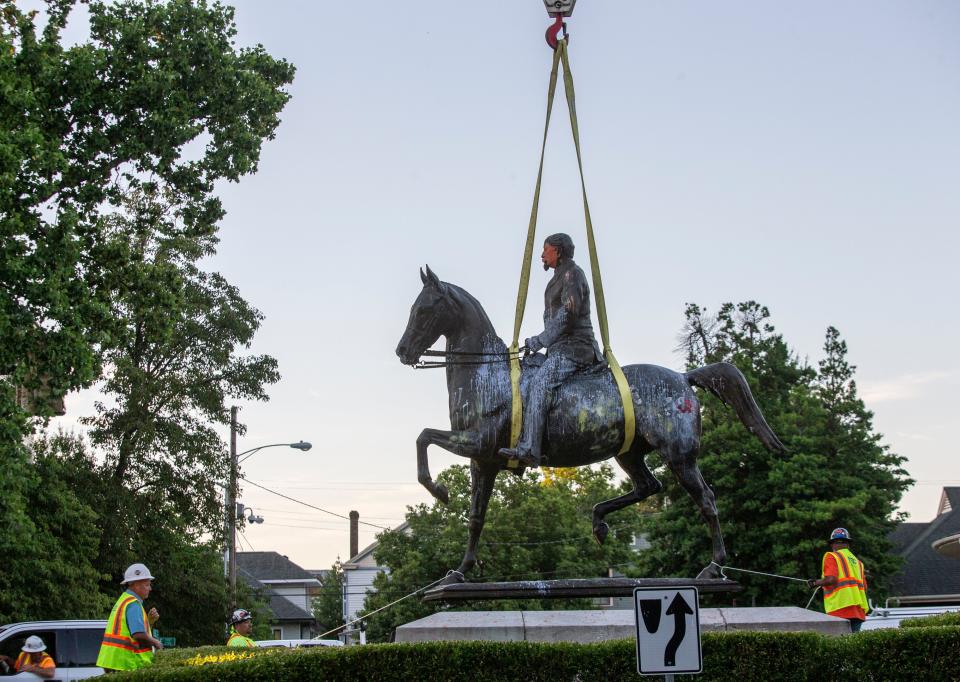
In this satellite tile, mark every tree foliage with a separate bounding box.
[312,559,346,638]
[637,302,911,606]
[0,0,293,641]
[361,465,652,642]
[86,186,279,533]
[1,0,294,429]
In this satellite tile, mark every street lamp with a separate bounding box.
[226,406,313,608]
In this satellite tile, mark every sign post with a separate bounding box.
[634,586,702,677]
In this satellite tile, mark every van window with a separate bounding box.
[0,629,57,666]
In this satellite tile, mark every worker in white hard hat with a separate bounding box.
[227,609,256,647]
[96,563,163,671]
[0,635,56,678]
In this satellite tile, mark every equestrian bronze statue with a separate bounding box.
[396,265,785,583]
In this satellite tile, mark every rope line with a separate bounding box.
[713,562,823,611]
[313,571,461,640]
[713,562,809,584]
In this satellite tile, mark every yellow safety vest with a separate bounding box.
[96,592,155,670]
[822,548,869,615]
[227,629,255,648]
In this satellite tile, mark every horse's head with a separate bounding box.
[396,266,458,366]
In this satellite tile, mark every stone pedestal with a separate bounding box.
[394,607,850,643]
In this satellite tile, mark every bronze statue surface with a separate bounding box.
[396,266,785,583]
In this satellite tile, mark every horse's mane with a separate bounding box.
[443,282,500,340]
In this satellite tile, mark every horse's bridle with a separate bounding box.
[413,347,527,370]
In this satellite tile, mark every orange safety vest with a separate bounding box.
[822,548,869,615]
[96,593,155,670]
[14,651,55,672]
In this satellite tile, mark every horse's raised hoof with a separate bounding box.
[439,569,466,586]
[592,521,609,546]
[695,562,721,579]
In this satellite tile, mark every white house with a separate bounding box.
[342,521,409,623]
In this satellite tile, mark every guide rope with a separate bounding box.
[712,562,823,611]
[313,570,462,640]
[508,35,636,458]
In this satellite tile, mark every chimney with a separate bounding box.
[349,510,359,559]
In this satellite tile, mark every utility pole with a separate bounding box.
[228,405,238,609]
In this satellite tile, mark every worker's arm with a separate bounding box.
[809,575,838,588]
[127,601,163,650]
[132,630,164,650]
[808,553,839,588]
[20,661,55,679]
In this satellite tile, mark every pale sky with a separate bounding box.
[52,1,960,571]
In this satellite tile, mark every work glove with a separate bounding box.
[806,579,819,589]
[525,336,544,353]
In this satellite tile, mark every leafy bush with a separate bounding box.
[898,611,960,628]
[110,627,960,681]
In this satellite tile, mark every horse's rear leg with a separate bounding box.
[592,449,662,545]
[416,428,481,505]
[443,460,499,584]
[664,444,726,578]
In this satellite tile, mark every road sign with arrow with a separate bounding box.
[634,586,702,676]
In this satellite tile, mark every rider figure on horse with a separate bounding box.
[498,233,603,468]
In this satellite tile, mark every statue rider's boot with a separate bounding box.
[498,446,540,468]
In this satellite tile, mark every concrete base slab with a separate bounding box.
[394,607,850,643]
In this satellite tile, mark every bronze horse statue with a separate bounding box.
[396,266,784,582]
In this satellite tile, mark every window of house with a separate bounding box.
[272,628,282,639]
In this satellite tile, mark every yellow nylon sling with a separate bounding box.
[509,37,636,457]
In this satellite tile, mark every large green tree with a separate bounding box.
[21,432,230,647]
[0,0,292,634]
[0,433,109,623]
[1,0,293,430]
[637,302,911,607]
[361,465,652,642]
[85,186,279,545]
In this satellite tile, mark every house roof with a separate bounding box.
[236,559,315,624]
[267,594,314,622]
[890,487,960,599]
[236,551,316,581]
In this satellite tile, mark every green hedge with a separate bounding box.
[112,628,960,681]
[898,610,960,628]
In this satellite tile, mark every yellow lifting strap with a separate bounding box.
[509,38,636,457]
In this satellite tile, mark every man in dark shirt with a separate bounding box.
[499,233,603,468]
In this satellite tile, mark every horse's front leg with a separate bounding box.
[416,427,481,505]
[443,459,499,584]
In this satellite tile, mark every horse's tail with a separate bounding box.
[685,362,786,453]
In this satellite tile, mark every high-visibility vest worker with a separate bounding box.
[809,528,869,633]
[227,608,256,647]
[97,563,163,671]
[1,635,56,679]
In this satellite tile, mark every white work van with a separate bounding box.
[0,621,106,680]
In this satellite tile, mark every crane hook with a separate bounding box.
[545,14,567,50]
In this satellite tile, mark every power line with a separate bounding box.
[240,476,392,530]
[250,507,405,524]
[237,529,255,552]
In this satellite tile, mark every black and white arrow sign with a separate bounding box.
[634,587,703,676]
